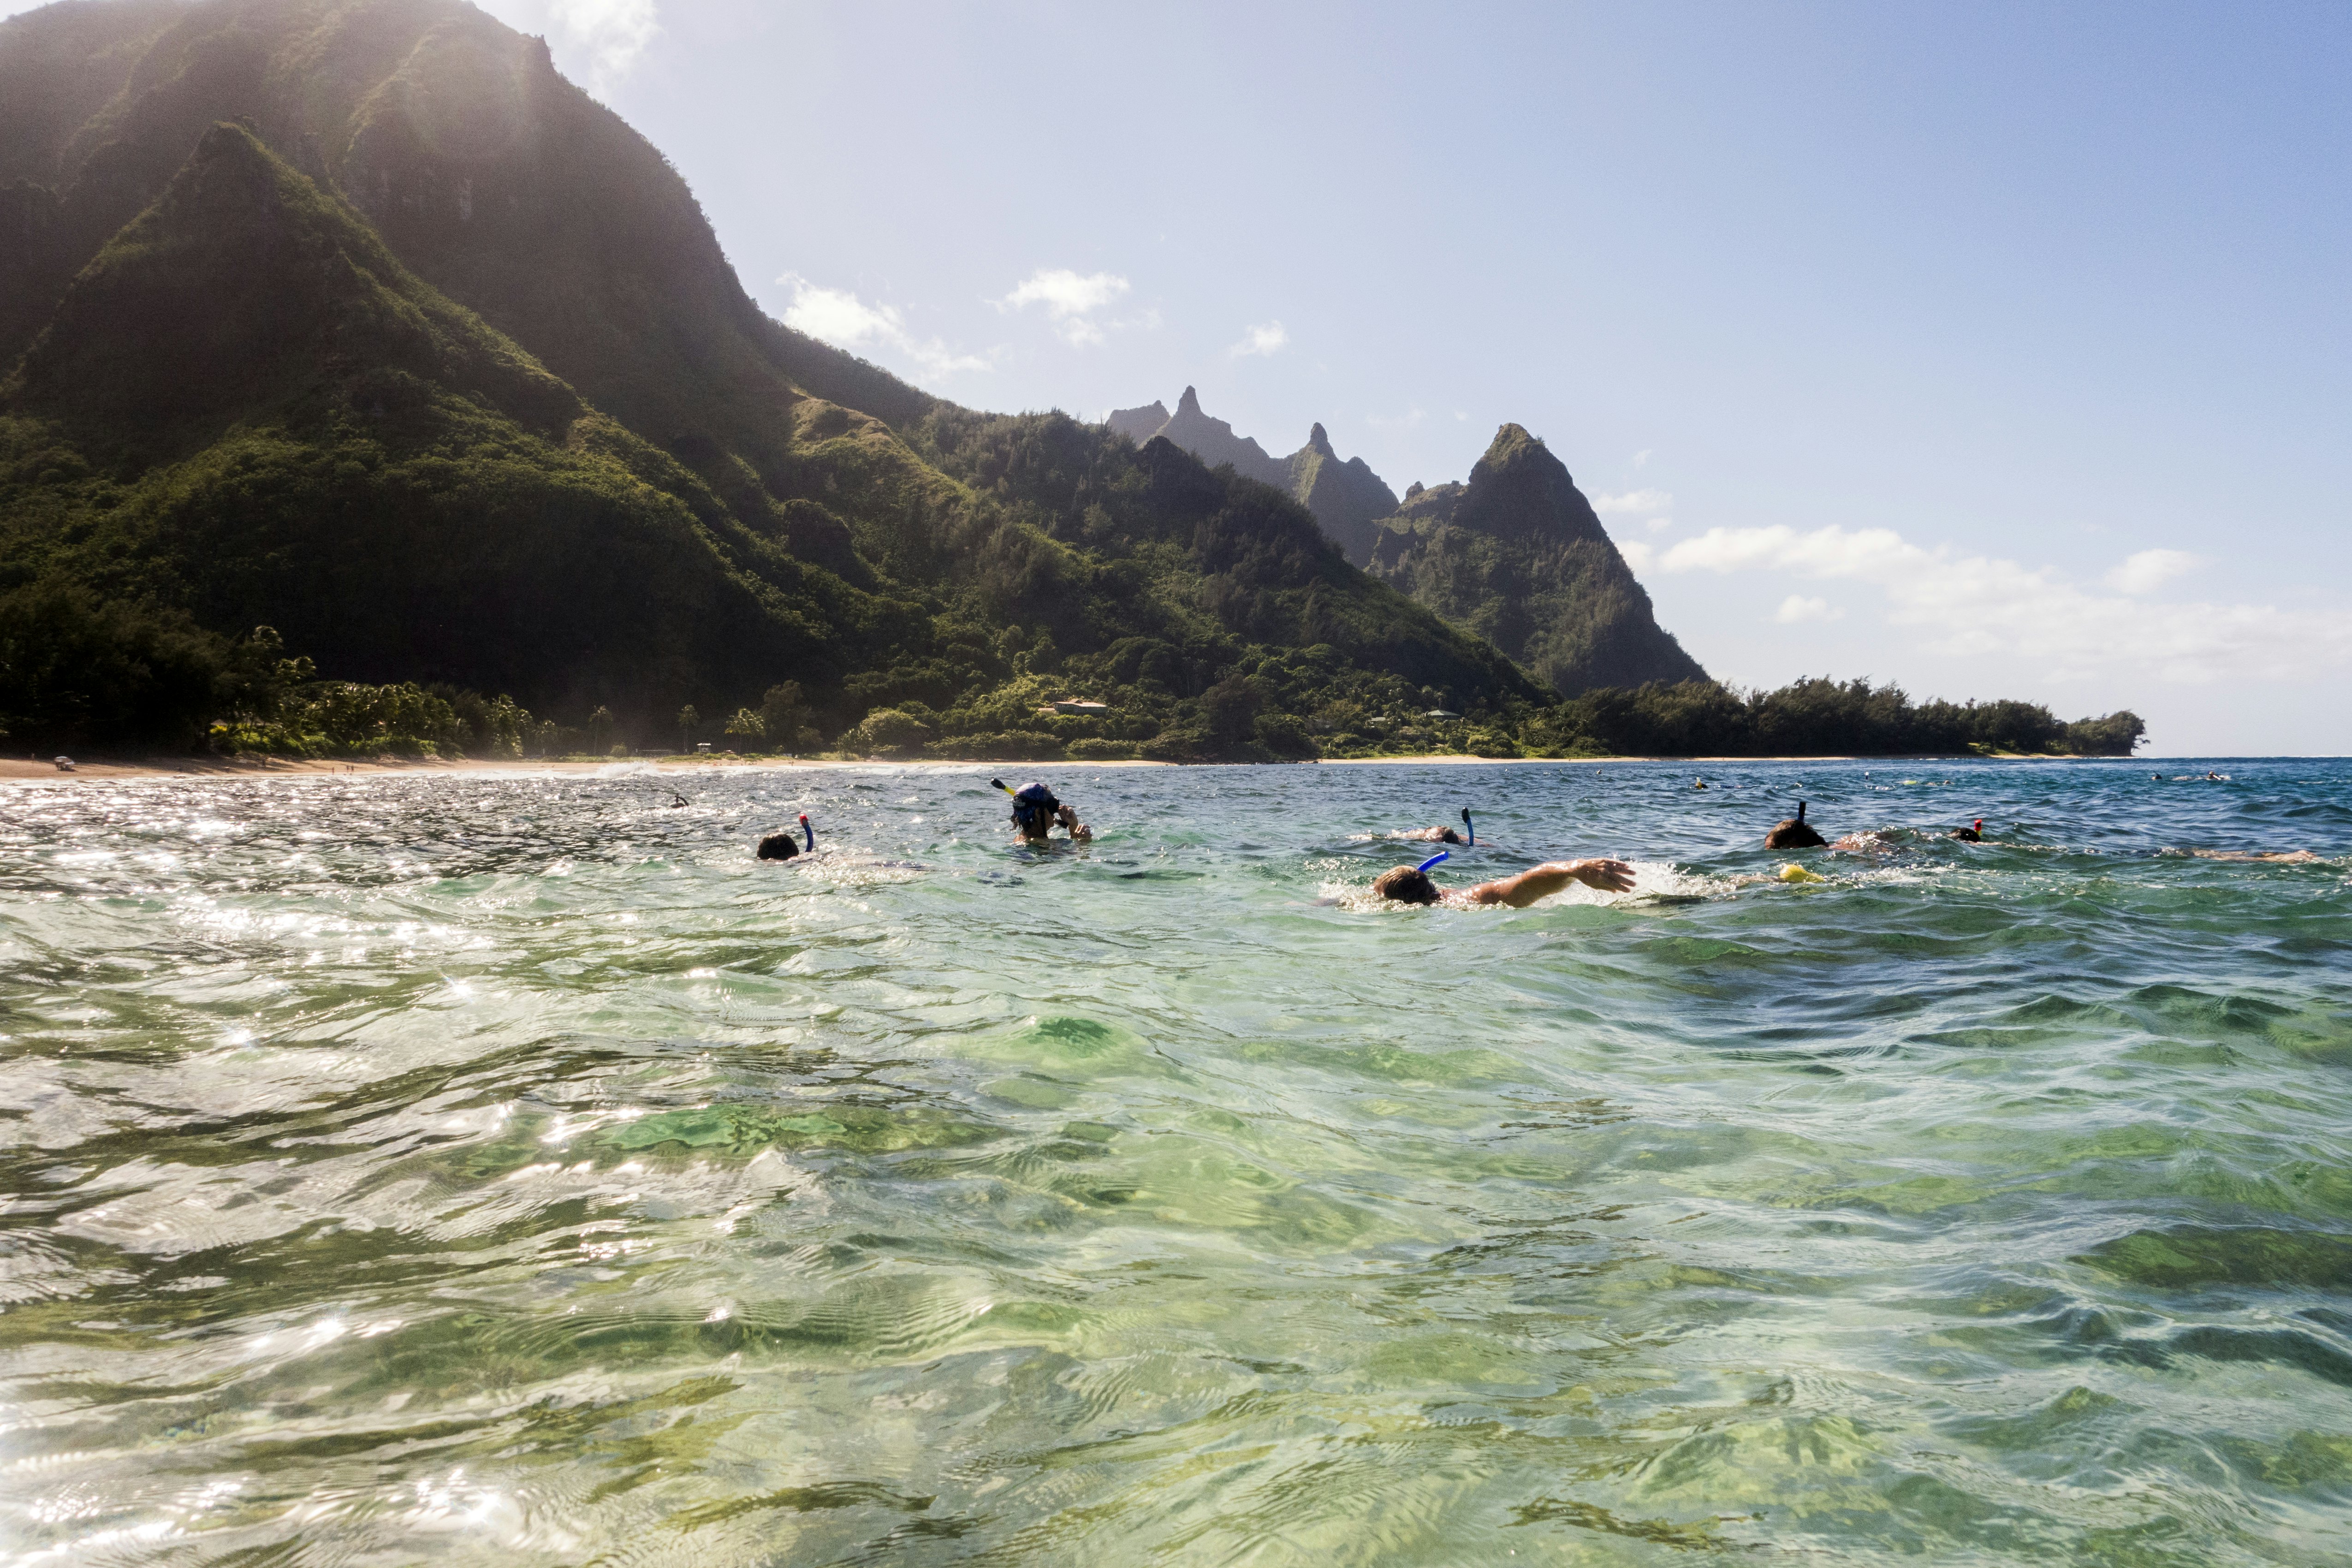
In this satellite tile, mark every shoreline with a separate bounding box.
[2,750,2142,783]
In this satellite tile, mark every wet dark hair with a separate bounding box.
[1372,866,1439,904]
[1436,826,1463,844]
[756,832,800,860]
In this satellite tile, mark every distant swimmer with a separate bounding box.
[1372,849,1634,907]
[2187,849,2319,864]
[1764,801,1826,849]
[1951,819,1984,842]
[1400,808,1478,845]
[992,778,1092,843]
[1693,776,1707,790]
[758,813,814,860]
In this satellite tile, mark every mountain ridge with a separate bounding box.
[1104,387,1701,695]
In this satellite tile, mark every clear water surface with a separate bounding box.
[2,759,2348,1565]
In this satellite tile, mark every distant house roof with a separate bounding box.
[1425,708,1461,719]
[1053,700,1110,714]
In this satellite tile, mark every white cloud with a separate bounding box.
[1775,594,1843,624]
[1657,523,2352,683]
[1591,488,1673,516]
[1646,516,1675,532]
[1617,540,1655,574]
[998,268,1130,345]
[549,0,659,92]
[776,273,987,380]
[1228,321,1289,358]
[2105,547,2204,596]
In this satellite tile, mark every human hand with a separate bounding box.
[1572,858,1635,892]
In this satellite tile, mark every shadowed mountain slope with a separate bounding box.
[1367,424,1708,696]
[0,0,934,468]
[1285,422,1399,567]
[1,122,898,707]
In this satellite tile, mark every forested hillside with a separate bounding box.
[0,0,1543,760]
[0,0,2141,762]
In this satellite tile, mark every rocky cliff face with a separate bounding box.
[1284,422,1399,567]
[1105,399,1168,445]
[1145,386,1288,487]
[1109,390,1393,560]
[1368,425,1707,696]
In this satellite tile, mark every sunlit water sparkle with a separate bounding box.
[1,759,2348,1565]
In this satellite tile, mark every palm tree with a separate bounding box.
[723,708,766,751]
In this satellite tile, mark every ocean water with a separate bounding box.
[2,758,2348,1566]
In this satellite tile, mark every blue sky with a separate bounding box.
[18,0,2348,752]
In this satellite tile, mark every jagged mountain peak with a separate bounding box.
[1105,388,1393,562]
[1366,422,1705,696]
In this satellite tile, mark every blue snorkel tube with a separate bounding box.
[799,813,814,854]
[1460,808,1474,847]
[1415,850,1450,874]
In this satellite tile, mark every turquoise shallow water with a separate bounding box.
[2,758,2349,1565]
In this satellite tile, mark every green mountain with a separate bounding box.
[1367,424,1709,696]
[0,0,1542,757]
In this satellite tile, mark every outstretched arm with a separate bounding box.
[1463,858,1634,907]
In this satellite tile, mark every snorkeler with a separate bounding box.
[1372,850,1634,907]
[992,779,1092,843]
[1764,801,1826,849]
[1400,808,1479,845]
[758,813,814,860]
[1951,819,1984,842]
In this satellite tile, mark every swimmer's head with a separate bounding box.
[1436,826,1462,844]
[757,831,800,861]
[1372,865,1441,905]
